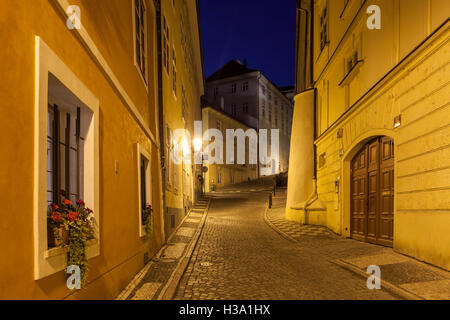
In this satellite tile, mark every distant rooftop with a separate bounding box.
[206,60,257,82]
[278,85,295,92]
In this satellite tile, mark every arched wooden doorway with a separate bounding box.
[351,136,394,247]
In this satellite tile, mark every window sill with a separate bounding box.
[339,60,364,86]
[134,64,149,93]
[140,226,146,238]
[44,239,99,259]
[316,41,330,63]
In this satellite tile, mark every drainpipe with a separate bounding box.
[155,0,167,235]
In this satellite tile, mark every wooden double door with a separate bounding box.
[351,137,394,247]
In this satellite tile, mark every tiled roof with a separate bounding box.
[206,60,257,82]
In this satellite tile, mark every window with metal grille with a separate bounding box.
[47,104,85,206]
[140,156,149,224]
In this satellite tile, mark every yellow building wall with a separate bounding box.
[290,0,449,270]
[160,0,204,237]
[202,107,259,191]
[0,0,164,299]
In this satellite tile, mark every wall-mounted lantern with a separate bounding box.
[394,115,402,128]
[335,177,341,194]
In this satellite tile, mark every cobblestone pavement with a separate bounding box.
[266,189,450,300]
[173,183,399,300]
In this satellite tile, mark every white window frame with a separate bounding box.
[137,143,152,238]
[34,37,100,280]
[132,0,149,89]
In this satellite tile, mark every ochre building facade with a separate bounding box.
[0,0,203,299]
[288,0,450,270]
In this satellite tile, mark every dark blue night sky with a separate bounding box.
[198,0,296,87]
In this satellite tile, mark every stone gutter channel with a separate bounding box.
[116,198,211,300]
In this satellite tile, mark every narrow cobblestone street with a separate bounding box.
[173,181,400,300]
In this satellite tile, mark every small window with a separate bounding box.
[134,0,147,83]
[231,83,236,93]
[163,16,170,73]
[243,103,249,113]
[217,172,222,184]
[320,5,329,52]
[262,105,265,118]
[216,120,222,131]
[231,104,237,116]
[172,47,177,96]
[138,145,152,238]
[213,87,219,97]
[242,82,249,91]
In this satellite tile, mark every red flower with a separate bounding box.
[86,208,93,214]
[51,211,62,223]
[76,199,85,207]
[67,211,80,222]
[63,199,72,206]
[50,203,59,210]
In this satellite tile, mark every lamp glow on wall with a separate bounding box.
[193,138,203,165]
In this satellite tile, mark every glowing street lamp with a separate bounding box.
[193,138,202,153]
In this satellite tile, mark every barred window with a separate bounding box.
[47,104,85,207]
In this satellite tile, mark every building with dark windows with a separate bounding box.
[205,60,294,176]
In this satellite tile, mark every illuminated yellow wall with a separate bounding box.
[160,0,204,237]
[290,0,450,270]
[202,107,259,192]
[0,0,164,299]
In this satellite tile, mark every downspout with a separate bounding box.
[155,0,167,234]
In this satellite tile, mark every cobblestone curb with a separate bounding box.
[116,198,211,300]
[157,199,211,300]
